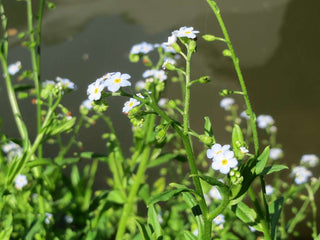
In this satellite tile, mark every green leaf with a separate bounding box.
[148,205,163,239]
[25,218,43,240]
[147,188,189,206]
[269,197,284,240]
[71,165,80,187]
[55,157,80,166]
[79,151,108,161]
[204,116,213,137]
[135,219,152,240]
[232,124,245,159]
[260,164,288,176]
[232,202,263,232]
[255,146,270,175]
[0,212,12,240]
[196,174,225,188]
[27,158,56,168]
[138,184,150,203]
[229,157,257,205]
[13,84,34,92]
[106,190,126,204]
[183,231,197,240]
[148,153,178,168]
[49,117,76,136]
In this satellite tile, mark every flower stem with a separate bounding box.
[115,114,155,240]
[206,0,259,156]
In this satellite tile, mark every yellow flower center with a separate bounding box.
[216,150,222,154]
[185,31,191,34]
[94,88,99,94]
[221,159,228,165]
[129,102,134,107]
[114,78,122,83]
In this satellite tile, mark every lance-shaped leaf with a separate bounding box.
[148,205,163,239]
[232,124,245,159]
[255,146,270,175]
[232,202,263,232]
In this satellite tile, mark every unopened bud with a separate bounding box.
[168,100,177,108]
[220,89,233,97]
[171,42,181,53]
[188,40,197,53]
[199,76,210,84]
[199,135,212,145]
[202,34,216,42]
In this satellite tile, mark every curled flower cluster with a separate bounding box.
[207,143,238,174]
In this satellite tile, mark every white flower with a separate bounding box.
[14,174,28,189]
[257,115,274,129]
[153,70,167,81]
[207,143,230,159]
[142,69,155,78]
[42,80,56,87]
[87,80,105,101]
[165,34,177,46]
[240,146,249,154]
[212,150,238,174]
[135,80,146,90]
[265,185,274,195]
[213,214,225,225]
[104,72,131,92]
[300,154,319,167]
[193,229,199,236]
[269,148,283,160]
[81,99,93,110]
[2,141,23,161]
[220,98,235,110]
[122,98,140,114]
[249,226,256,232]
[173,26,200,39]
[136,93,145,99]
[8,61,21,75]
[130,42,154,54]
[161,43,176,53]
[209,186,222,200]
[65,215,73,224]
[56,77,76,90]
[44,213,53,224]
[158,98,168,107]
[292,166,312,185]
[240,111,250,119]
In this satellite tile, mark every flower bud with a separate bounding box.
[129,54,140,63]
[168,100,177,109]
[222,49,232,57]
[202,34,216,42]
[162,62,176,71]
[199,135,212,145]
[171,42,181,53]
[198,76,210,84]
[220,89,233,97]
[188,40,197,53]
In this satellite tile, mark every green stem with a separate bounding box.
[306,184,318,238]
[26,0,43,157]
[0,56,28,142]
[0,4,28,142]
[206,0,259,156]
[115,115,155,240]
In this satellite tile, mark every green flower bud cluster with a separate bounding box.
[128,108,145,127]
[229,168,243,185]
[92,100,108,113]
[199,135,213,145]
[155,124,169,144]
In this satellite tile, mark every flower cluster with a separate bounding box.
[300,154,319,167]
[207,143,238,174]
[142,69,167,81]
[2,141,23,161]
[291,166,312,184]
[87,72,131,101]
[256,114,274,129]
